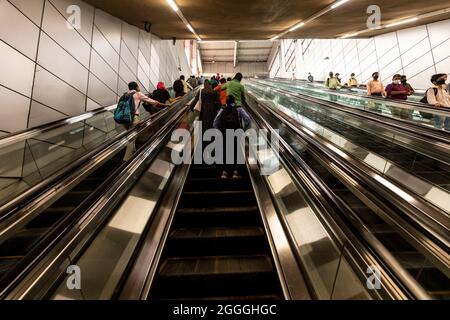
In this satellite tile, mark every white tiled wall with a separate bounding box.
[270,19,450,90]
[0,0,191,134]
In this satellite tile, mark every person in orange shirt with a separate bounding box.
[366,72,386,97]
[215,78,227,107]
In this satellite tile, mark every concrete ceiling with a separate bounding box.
[84,0,450,40]
[199,41,273,64]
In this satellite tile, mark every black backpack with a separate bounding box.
[219,106,241,131]
[420,88,438,104]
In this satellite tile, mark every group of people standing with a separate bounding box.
[189,72,251,179]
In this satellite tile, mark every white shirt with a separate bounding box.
[128,90,158,115]
[427,85,450,108]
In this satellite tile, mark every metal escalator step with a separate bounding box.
[0,228,47,256]
[184,177,251,192]
[154,255,277,299]
[52,191,91,208]
[160,255,274,277]
[175,206,259,228]
[179,190,255,208]
[167,227,266,256]
[0,257,21,279]
[26,207,74,229]
[415,268,450,297]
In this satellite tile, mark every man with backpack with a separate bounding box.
[214,96,251,179]
[116,81,168,161]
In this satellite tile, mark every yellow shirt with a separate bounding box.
[349,77,358,87]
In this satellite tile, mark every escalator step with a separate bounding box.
[184,177,251,192]
[189,166,249,180]
[0,228,47,256]
[0,257,21,279]
[175,206,259,228]
[52,191,91,208]
[26,207,74,229]
[179,191,255,208]
[154,255,277,299]
[167,227,266,256]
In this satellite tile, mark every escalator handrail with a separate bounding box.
[0,91,197,228]
[247,92,450,276]
[245,97,430,299]
[252,79,450,145]
[0,87,176,146]
[273,77,447,112]
[0,105,117,147]
[2,97,194,299]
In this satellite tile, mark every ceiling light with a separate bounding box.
[270,35,279,41]
[385,17,419,28]
[340,31,361,39]
[186,24,194,33]
[167,0,179,12]
[289,22,305,32]
[331,0,349,9]
[196,36,202,41]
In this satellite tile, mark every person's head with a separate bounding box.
[173,79,184,97]
[433,73,447,86]
[392,74,402,84]
[128,81,140,92]
[227,77,232,82]
[204,79,212,91]
[157,82,166,91]
[220,78,226,84]
[234,73,243,82]
[372,72,379,80]
[329,72,334,78]
[335,73,340,78]
[226,95,236,108]
[351,73,355,77]
[401,75,408,84]
[308,72,311,76]
[180,75,185,81]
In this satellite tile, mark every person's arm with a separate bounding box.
[213,109,223,130]
[408,85,415,95]
[367,81,372,95]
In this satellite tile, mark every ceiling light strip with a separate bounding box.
[270,0,352,40]
[166,0,202,41]
[339,7,450,39]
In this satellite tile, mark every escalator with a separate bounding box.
[0,150,125,289]
[244,93,450,299]
[246,81,450,217]
[0,91,198,298]
[150,164,283,300]
[3,87,447,300]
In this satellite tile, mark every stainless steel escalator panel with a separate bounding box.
[246,119,374,300]
[48,110,197,301]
